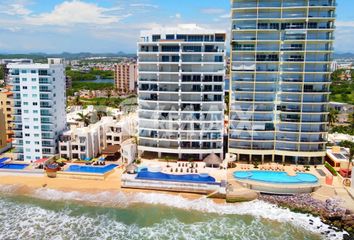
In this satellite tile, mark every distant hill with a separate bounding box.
[333,52,354,60]
[0,52,137,60]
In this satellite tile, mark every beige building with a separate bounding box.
[114,62,137,94]
[0,88,13,152]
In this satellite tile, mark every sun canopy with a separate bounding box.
[203,153,222,166]
[34,158,48,164]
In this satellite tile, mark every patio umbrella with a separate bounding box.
[85,157,92,161]
[203,153,222,168]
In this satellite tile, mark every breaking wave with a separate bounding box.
[0,184,346,240]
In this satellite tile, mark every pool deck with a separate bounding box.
[140,159,227,183]
[56,163,122,180]
[122,174,224,195]
[228,168,321,195]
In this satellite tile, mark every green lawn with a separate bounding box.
[330,82,354,104]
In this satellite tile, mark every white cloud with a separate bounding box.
[0,3,31,16]
[219,14,230,19]
[201,8,225,14]
[25,1,130,26]
[170,13,181,19]
[129,3,158,9]
[336,21,354,27]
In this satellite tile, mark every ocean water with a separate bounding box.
[0,185,345,240]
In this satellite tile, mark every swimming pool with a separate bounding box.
[233,171,318,184]
[136,169,217,184]
[0,163,29,170]
[0,158,9,163]
[65,164,118,174]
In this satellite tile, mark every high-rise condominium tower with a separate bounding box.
[229,0,336,164]
[138,25,226,160]
[8,58,67,162]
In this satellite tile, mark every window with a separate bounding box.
[32,94,37,98]
[32,78,36,82]
[26,156,31,159]
[166,34,175,40]
[25,126,30,129]
[25,134,30,137]
[35,141,40,145]
[23,102,29,106]
[34,134,39,137]
[34,126,39,130]
[22,86,28,89]
[188,35,203,42]
[23,94,28,97]
[33,102,38,106]
[33,118,39,121]
[176,35,187,40]
[161,56,169,62]
[25,141,30,144]
[24,110,29,113]
[21,70,27,73]
[22,78,27,81]
[33,110,38,113]
[152,35,161,42]
[32,86,37,90]
[35,149,40,153]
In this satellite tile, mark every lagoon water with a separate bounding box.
[0,186,345,240]
[80,78,114,83]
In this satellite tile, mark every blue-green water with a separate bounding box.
[0,186,344,240]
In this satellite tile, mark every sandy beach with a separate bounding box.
[0,169,223,203]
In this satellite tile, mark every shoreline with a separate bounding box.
[0,173,220,203]
[0,173,351,239]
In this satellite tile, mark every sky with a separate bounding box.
[0,0,353,54]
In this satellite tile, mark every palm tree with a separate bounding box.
[72,95,81,106]
[77,112,91,127]
[97,110,107,120]
[328,109,339,128]
[105,88,112,99]
[339,140,354,178]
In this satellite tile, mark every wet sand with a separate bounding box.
[0,169,225,203]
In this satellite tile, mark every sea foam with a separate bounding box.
[0,184,347,240]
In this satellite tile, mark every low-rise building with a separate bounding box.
[59,116,136,161]
[121,138,137,164]
[326,146,352,171]
[328,133,354,145]
[66,105,123,129]
[329,102,354,125]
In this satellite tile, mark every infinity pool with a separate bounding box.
[136,169,217,184]
[65,164,118,174]
[233,171,318,184]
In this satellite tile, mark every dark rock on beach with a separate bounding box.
[259,194,354,238]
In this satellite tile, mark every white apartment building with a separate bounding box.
[8,58,66,162]
[229,0,336,164]
[137,25,226,160]
[59,116,129,160]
